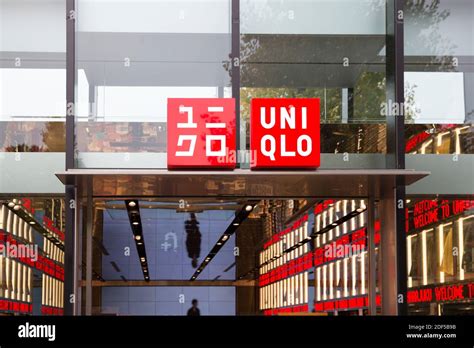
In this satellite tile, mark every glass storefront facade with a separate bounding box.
[0,0,473,317]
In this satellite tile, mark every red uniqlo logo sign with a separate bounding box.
[167,98,236,169]
[250,98,320,169]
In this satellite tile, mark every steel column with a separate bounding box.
[383,0,407,315]
[231,0,241,157]
[63,0,76,315]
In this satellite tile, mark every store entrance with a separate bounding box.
[57,168,429,315]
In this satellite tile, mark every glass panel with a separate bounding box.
[0,0,66,193]
[75,0,232,168]
[240,0,386,157]
[425,229,436,284]
[461,216,474,280]
[409,234,423,287]
[404,0,474,159]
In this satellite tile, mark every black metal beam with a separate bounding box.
[385,0,407,316]
[125,200,149,281]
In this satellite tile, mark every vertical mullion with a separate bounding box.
[64,0,76,316]
[66,0,76,171]
[231,0,241,163]
[385,0,407,315]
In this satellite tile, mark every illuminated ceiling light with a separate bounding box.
[132,221,139,225]
[217,242,222,246]
[13,205,21,211]
[245,205,253,212]
[7,202,15,208]
[140,257,145,262]
[197,270,200,273]
[137,242,143,245]
[233,222,239,226]
[406,199,411,203]
[135,235,141,241]
[29,221,36,225]
[331,223,338,227]
[356,208,364,213]
[128,201,137,207]
[222,235,229,241]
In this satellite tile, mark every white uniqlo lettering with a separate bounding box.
[177,106,197,128]
[176,135,196,157]
[259,106,311,160]
[206,106,226,157]
[280,106,296,129]
[176,106,197,156]
[260,107,276,129]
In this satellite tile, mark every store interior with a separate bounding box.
[0,195,472,316]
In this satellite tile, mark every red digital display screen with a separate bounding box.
[409,199,474,231]
[407,282,474,304]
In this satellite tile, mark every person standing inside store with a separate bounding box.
[187,299,201,316]
[185,213,201,268]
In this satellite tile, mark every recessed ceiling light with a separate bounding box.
[140,257,145,261]
[132,221,139,225]
[135,235,141,241]
[222,235,229,241]
[13,205,21,211]
[245,205,253,212]
[7,202,15,208]
[137,242,143,245]
[217,242,222,246]
[233,222,239,226]
[29,221,36,225]
[128,201,136,207]
[197,270,200,273]
[331,223,338,226]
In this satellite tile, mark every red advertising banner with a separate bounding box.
[167,98,236,169]
[250,98,320,169]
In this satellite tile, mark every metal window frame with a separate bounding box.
[64,0,76,315]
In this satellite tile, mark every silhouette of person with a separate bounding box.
[187,299,200,316]
[185,213,201,268]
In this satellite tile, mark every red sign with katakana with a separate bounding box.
[167,98,236,169]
